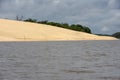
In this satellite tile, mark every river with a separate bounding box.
[0,40,120,80]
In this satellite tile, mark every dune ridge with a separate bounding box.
[0,19,117,41]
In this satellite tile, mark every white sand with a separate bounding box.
[0,19,117,41]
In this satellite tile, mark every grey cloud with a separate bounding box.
[0,0,120,34]
[108,0,120,9]
[0,0,5,6]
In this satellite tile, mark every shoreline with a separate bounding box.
[0,39,118,43]
[0,19,118,41]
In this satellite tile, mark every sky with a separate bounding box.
[0,0,120,34]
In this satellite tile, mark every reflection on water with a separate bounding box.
[0,40,120,80]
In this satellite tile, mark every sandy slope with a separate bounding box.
[0,19,117,41]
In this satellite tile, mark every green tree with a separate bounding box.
[23,18,92,33]
[38,20,48,24]
[112,32,120,39]
[83,26,91,33]
[24,18,37,23]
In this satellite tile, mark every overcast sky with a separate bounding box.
[0,0,120,34]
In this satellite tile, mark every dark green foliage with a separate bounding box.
[112,32,120,39]
[61,23,69,28]
[24,18,37,23]
[69,24,91,33]
[38,20,48,24]
[96,34,111,36]
[70,24,83,31]
[23,18,92,33]
[47,22,62,27]
[83,26,91,33]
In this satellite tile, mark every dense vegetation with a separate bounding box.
[96,34,111,36]
[112,32,120,39]
[24,18,91,33]
[96,32,120,39]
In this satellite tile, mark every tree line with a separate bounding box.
[23,18,91,33]
[96,32,120,39]
[112,32,120,39]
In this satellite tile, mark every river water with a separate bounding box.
[0,40,120,80]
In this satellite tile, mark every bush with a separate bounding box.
[23,18,92,33]
[112,32,120,39]
[24,18,37,23]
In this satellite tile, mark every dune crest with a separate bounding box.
[0,19,117,41]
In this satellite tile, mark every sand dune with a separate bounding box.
[0,19,117,41]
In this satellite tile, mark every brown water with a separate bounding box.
[0,40,120,80]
